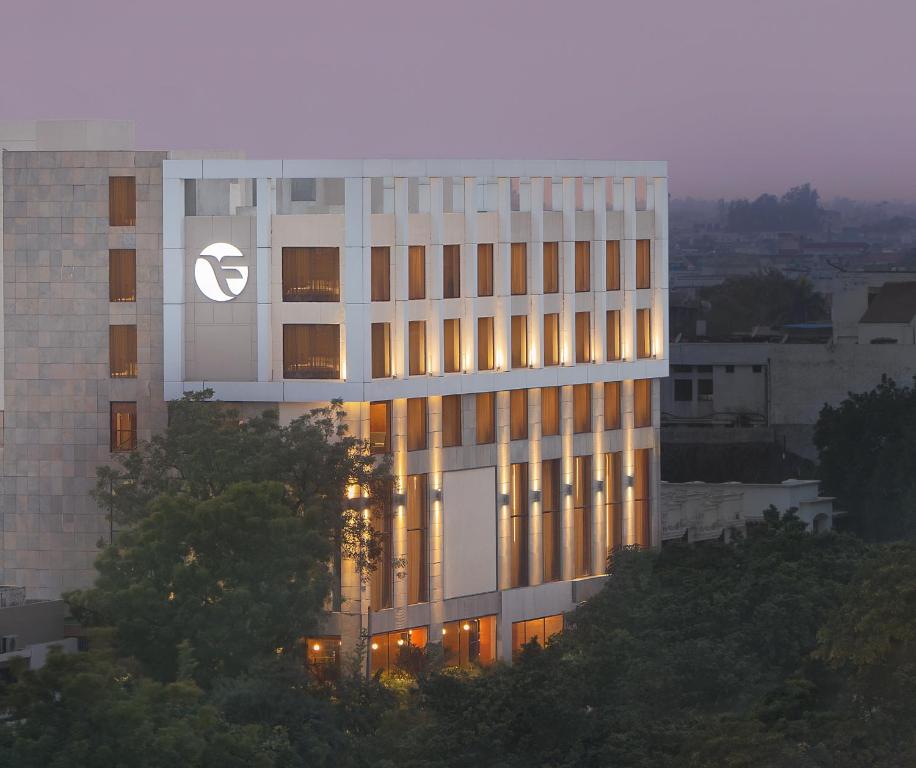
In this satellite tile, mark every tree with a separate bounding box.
[814,376,916,540]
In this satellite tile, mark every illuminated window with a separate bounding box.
[443,244,461,298]
[443,318,461,373]
[511,243,527,295]
[636,308,652,359]
[541,459,561,582]
[606,452,623,552]
[604,381,621,430]
[511,315,528,368]
[110,402,137,452]
[477,316,495,371]
[283,324,340,379]
[369,401,391,454]
[442,394,462,448]
[573,383,591,434]
[282,247,340,301]
[511,614,563,656]
[406,474,428,604]
[369,626,429,675]
[408,245,426,299]
[371,323,391,378]
[574,455,592,577]
[541,387,560,437]
[606,310,621,361]
[510,463,529,588]
[636,240,651,289]
[510,389,528,441]
[476,392,495,445]
[371,246,390,301]
[634,448,651,547]
[407,397,427,451]
[575,312,591,363]
[606,241,621,291]
[543,313,560,367]
[109,249,136,302]
[370,485,393,610]
[543,242,559,294]
[477,244,494,296]
[634,379,652,427]
[305,636,341,680]
[442,615,496,668]
[409,321,427,375]
[575,241,590,292]
[109,324,137,378]
[109,176,136,226]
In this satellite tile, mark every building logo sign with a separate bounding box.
[194,243,249,302]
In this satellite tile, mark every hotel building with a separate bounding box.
[0,121,668,668]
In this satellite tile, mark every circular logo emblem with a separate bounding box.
[194,242,249,302]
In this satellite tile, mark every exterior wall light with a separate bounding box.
[393,492,407,506]
[530,489,542,502]
[594,479,604,492]
[433,488,443,502]
[625,475,635,488]
[499,493,510,507]
[563,483,573,497]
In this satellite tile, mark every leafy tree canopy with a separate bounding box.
[725,183,825,232]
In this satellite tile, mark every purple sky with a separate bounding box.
[2,0,914,201]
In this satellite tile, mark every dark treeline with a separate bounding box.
[721,183,824,232]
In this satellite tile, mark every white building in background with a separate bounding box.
[0,123,669,669]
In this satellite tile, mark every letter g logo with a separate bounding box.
[195,243,249,301]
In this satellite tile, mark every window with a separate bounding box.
[543,242,559,293]
[575,312,591,363]
[442,615,496,668]
[371,247,391,301]
[698,379,714,402]
[110,402,137,452]
[291,178,317,202]
[511,315,528,368]
[510,389,528,441]
[306,636,341,681]
[606,452,623,552]
[512,614,563,655]
[369,401,391,454]
[443,244,461,299]
[109,324,137,378]
[370,486,393,610]
[636,240,651,289]
[634,449,651,547]
[408,245,426,299]
[636,308,652,358]
[634,379,652,427]
[282,247,340,301]
[443,318,461,373]
[510,177,521,210]
[442,394,462,447]
[511,243,527,295]
[606,241,621,291]
[574,455,592,577]
[575,241,590,292]
[369,626,428,675]
[697,365,713,373]
[371,323,391,378]
[752,365,763,374]
[109,176,136,226]
[406,474,428,604]
[407,397,427,451]
[674,379,693,402]
[725,365,735,373]
[408,321,427,375]
[477,244,494,296]
[542,459,561,582]
[636,177,648,211]
[476,392,495,444]
[477,317,495,370]
[606,310,621,361]
[109,249,136,302]
[574,383,591,433]
[542,386,560,437]
[510,463,529,588]
[604,381,621,430]
[671,364,692,373]
[543,313,560,366]
[283,324,340,379]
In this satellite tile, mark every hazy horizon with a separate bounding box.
[2,0,913,202]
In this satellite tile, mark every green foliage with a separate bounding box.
[699,268,828,337]
[815,376,916,540]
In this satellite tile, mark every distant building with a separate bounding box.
[0,586,77,678]
[661,479,838,543]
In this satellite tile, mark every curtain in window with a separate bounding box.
[110,402,137,451]
[606,310,621,361]
[510,389,528,441]
[606,452,623,552]
[636,240,651,289]
[109,249,136,302]
[574,455,592,577]
[443,318,461,373]
[407,397,427,451]
[371,323,391,378]
[606,241,621,291]
[511,315,528,368]
[370,482,393,610]
[282,247,340,301]
[409,246,426,299]
[369,401,390,454]
[443,244,461,298]
[541,459,561,582]
[408,321,427,375]
[633,448,651,547]
[575,312,591,363]
[371,247,390,301]
[634,379,652,427]
[511,243,527,295]
[406,474,428,604]
[283,324,340,379]
[477,317,494,370]
[109,177,136,226]
[604,381,621,430]
[476,392,495,444]
[442,394,462,447]
[573,383,591,433]
[543,242,559,293]
[636,309,652,358]
[109,325,137,378]
[477,244,494,296]
[509,463,529,588]
[541,387,560,436]
[575,241,590,292]
[543,313,559,366]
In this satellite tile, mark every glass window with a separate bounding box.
[636,240,651,289]
[407,397,427,451]
[543,313,560,367]
[512,614,564,656]
[371,323,391,378]
[369,401,391,454]
[575,241,590,292]
[442,394,462,448]
[371,247,390,301]
[574,456,592,577]
[370,485,393,610]
[606,310,621,361]
[604,381,621,430]
[575,312,591,364]
[477,316,495,371]
[673,379,693,402]
[109,249,136,302]
[291,178,317,202]
[283,324,340,379]
[606,452,623,553]
[510,463,529,588]
[409,246,426,299]
[636,308,652,359]
[606,241,621,291]
[541,387,560,437]
[443,318,461,374]
[573,383,591,434]
[510,389,528,441]
[109,324,137,378]
[305,636,341,680]
[511,315,528,368]
[542,459,561,582]
[442,615,496,668]
[635,177,648,211]
[282,247,340,302]
[443,244,461,299]
[511,243,527,295]
[406,474,428,604]
[477,244,494,296]
[698,379,714,402]
[543,242,559,294]
[369,626,428,675]
[633,449,651,547]
[409,321,427,375]
[110,401,137,452]
[476,392,495,445]
[634,379,652,427]
[109,176,136,226]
